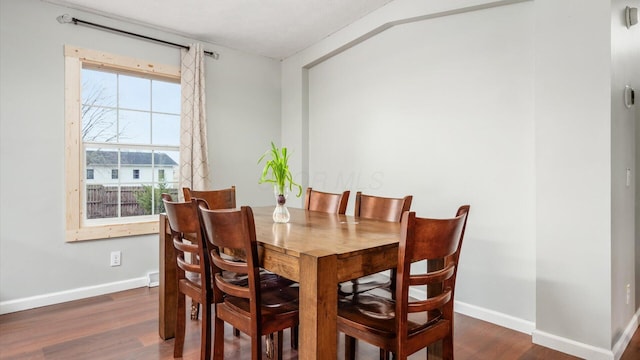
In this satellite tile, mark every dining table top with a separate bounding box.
[252,205,401,257]
[250,206,402,285]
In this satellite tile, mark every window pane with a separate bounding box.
[119,110,151,144]
[157,150,179,183]
[152,114,180,146]
[152,80,180,114]
[119,75,150,111]
[82,69,117,107]
[120,149,151,183]
[121,185,148,217]
[86,148,119,184]
[82,106,117,142]
[86,184,119,219]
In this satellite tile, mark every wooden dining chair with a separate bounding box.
[182,186,236,320]
[183,186,236,209]
[339,191,413,296]
[338,205,470,360]
[304,187,350,214]
[354,191,413,222]
[162,195,213,360]
[199,205,299,360]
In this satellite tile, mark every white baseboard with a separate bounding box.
[454,300,536,335]
[408,287,535,335]
[531,308,640,360]
[147,271,160,288]
[532,330,614,360]
[0,277,148,315]
[612,308,640,360]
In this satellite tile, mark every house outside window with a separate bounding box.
[158,169,165,181]
[65,46,181,241]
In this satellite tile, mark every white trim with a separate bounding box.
[612,308,640,360]
[454,300,536,335]
[0,277,147,315]
[409,287,535,335]
[147,271,160,288]
[532,330,614,360]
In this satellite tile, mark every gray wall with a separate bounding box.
[282,0,638,357]
[610,0,639,348]
[0,0,281,305]
[306,2,536,323]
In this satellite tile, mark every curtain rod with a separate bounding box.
[56,14,220,60]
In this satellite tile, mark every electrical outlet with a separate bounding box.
[626,284,631,305]
[110,251,121,267]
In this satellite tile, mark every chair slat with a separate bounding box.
[408,263,455,286]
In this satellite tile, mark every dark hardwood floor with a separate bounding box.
[0,287,637,359]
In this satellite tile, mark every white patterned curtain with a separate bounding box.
[179,43,210,195]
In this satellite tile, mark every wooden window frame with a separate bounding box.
[64,45,180,242]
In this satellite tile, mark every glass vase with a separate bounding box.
[273,186,290,223]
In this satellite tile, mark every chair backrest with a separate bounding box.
[183,186,236,210]
[162,196,211,290]
[198,205,262,317]
[395,206,470,352]
[354,191,413,222]
[304,187,350,214]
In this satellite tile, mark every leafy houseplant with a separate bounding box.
[258,142,302,222]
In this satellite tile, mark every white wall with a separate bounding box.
[611,0,640,351]
[307,2,535,323]
[0,0,281,308]
[282,0,638,358]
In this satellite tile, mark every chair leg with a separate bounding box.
[345,335,356,360]
[191,299,200,320]
[213,315,225,360]
[277,331,284,359]
[252,333,262,360]
[290,326,298,349]
[200,302,212,360]
[380,348,391,360]
[266,333,274,360]
[267,331,283,360]
[442,334,454,360]
[174,294,186,358]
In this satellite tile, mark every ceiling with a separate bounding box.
[45,0,395,59]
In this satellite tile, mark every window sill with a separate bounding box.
[66,219,159,242]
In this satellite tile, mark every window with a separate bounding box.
[158,169,165,181]
[65,46,181,241]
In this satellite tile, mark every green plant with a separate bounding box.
[258,142,303,202]
[135,183,176,214]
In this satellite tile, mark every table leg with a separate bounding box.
[159,214,177,340]
[426,259,444,359]
[299,250,338,360]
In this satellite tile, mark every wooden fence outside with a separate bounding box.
[86,185,179,219]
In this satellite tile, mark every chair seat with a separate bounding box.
[338,274,392,296]
[219,286,299,329]
[184,270,294,290]
[338,288,443,339]
[228,271,296,290]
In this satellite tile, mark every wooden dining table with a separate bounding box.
[158,206,402,359]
